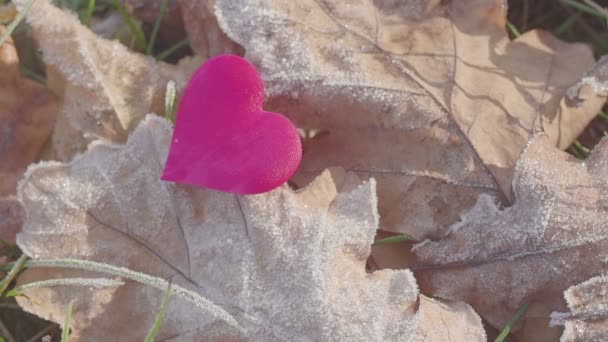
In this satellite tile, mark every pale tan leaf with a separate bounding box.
[551,275,608,342]
[179,0,243,57]
[413,134,608,332]
[215,0,606,239]
[0,26,58,242]
[12,0,200,161]
[16,116,485,341]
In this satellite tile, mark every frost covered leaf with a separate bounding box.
[16,116,485,341]
[12,0,199,161]
[413,135,608,332]
[215,0,606,239]
[180,0,243,57]
[0,26,57,242]
[551,275,608,342]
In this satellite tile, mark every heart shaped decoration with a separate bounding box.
[161,55,302,194]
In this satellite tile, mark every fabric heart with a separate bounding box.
[161,55,302,194]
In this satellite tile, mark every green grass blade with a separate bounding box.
[146,0,169,55]
[494,303,530,342]
[155,38,189,60]
[560,0,607,18]
[553,13,580,36]
[165,80,177,123]
[0,254,28,296]
[20,64,46,83]
[573,140,590,155]
[111,0,147,50]
[506,21,521,38]
[373,234,412,245]
[144,282,172,342]
[7,277,124,297]
[61,302,73,342]
[83,0,95,26]
[2,258,240,330]
[598,110,608,123]
[0,0,36,47]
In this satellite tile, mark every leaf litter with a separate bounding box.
[413,134,608,338]
[0,25,57,243]
[16,116,485,341]
[12,0,200,161]
[214,0,608,240]
[5,0,608,340]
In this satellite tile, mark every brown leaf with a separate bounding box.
[0,26,58,242]
[215,0,607,239]
[412,134,608,332]
[16,116,485,341]
[0,197,24,244]
[551,275,608,342]
[12,0,200,161]
[179,0,243,58]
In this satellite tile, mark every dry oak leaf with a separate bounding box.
[12,0,200,161]
[550,275,608,342]
[412,134,608,333]
[215,0,607,240]
[15,116,485,341]
[0,26,58,243]
[179,0,243,58]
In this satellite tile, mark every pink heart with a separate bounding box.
[161,55,302,194]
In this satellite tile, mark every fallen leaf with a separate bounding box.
[0,25,58,242]
[550,275,608,342]
[214,0,607,239]
[0,197,24,244]
[16,116,485,341]
[179,0,243,58]
[412,134,608,333]
[12,0,200,161]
